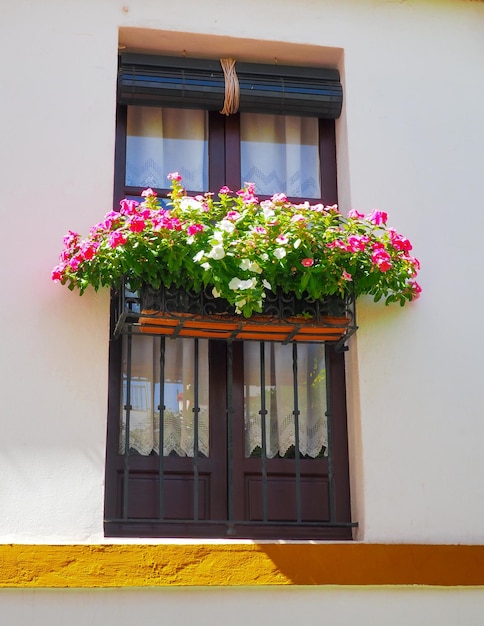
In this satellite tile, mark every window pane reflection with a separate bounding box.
[244,342,327,458]
[120,335,210,457]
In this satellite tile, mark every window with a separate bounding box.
[105,54,353,539]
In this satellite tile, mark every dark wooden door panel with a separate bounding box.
[118,471,210,520]
[245,475,330,522]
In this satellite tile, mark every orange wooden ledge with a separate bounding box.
[2,543,484,588]
[139,310,351,342]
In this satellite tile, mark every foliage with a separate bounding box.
[52,173,421,317]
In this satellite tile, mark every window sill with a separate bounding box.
[2,543,484,587]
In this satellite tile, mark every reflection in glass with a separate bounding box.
[120,335,209,457]
[240,113,321,198]
[126,106,208,191]
[244,342,327,458]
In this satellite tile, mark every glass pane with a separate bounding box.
[240,113,321,198]
[244,342,327,458]
[126,106,208,191]
[120,335,209,457]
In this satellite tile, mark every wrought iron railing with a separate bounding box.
[113,280,357,349]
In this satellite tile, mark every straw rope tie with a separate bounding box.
[220,58,240,116]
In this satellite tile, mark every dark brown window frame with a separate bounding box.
[105,101,354,540]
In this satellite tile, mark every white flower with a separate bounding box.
[248,261,262,274]
[294,238,301,249]
[180,197,203,211]
[218,219,235,233]
[208,244,225,260]
[211,230,224,242]
[262,206,275,221]
[239,259,251,271]
[229,277,257,291]
[229,277,242,291]
[212,287,221,298]
[193,250,205,262]
[201,262,211,270]
[262,279,272,291]
[274,247,286,259]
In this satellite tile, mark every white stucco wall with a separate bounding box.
[3,587,484,626]
[1,0,484,547]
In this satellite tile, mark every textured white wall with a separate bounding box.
[0,0,484,544]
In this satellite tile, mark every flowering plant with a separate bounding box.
[52,173,421,317]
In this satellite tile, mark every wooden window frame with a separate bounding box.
[105,101,353,540]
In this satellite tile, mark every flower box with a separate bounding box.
[115,282,357,345]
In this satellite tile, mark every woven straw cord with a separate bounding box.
[220,58,240,115]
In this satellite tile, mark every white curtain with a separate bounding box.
[240,112,321,198]
[244,342,328,458]
[119,335,210,457]
[126,106,208,191]
[126,107,320,197]
[120,337,327,459]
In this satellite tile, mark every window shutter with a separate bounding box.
[118,53,343,119]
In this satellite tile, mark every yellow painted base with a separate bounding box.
[2,544,484,588]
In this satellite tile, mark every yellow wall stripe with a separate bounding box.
[2,544,484,588]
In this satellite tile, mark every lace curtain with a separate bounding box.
[120,336,327,459]
[119,336,210,457]
[125,106,320,198]
[240,112,321,198]
[126,106,209,191]
[244,342,328,458]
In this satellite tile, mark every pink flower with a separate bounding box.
[225,210,240,221]
[276,234,289,245]
[291,214,305,223]
[141,188,157,197]
[128,216,146,232]
[237,182,258,204]
[63,230,80,248]
[342,270,353,281]
[108,231,128,248]
[372,248,392,272]
[410,257,421,271]
[167,172,182,181]
[253,226,267,234]
[79,240,99,261]
[219,186,232,195]
[68,256,81,271]
[119,199,139,215]
[302,258,314,267]
[347,209,365,219]
[390,229,412,252]
[187,223,204,236]
[367,210,388,225]
[94,211,121,233]
[51,264,66,282]
[271,193,288,203]
[347,235,369,252]
[327,239,349,251]
[410,280,422,298]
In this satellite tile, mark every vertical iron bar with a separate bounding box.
[259,342,268,522]
[292,342,302,523]
[325,345,336,523]
[157,336,166,520]
[193,338,200,522]
[122,332,133,520]
[226,341,234,526]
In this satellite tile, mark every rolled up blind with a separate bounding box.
[118,53,343,119]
